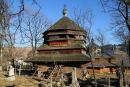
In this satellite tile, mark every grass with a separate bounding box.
[0,71,40,87]
[95,73,117,79]
[1,70,130,87]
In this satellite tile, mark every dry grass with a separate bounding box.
[1,70,128,87]
[95,73,117,79]
[0,71,40,87]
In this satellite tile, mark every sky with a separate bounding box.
[13,0,121,46]
[36,0,118,44]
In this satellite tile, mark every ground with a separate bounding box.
[0,70,130,87]
[0,71,38,87]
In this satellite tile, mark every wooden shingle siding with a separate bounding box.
[27,14,89,63]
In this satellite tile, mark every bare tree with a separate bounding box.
[21,11,51,56]
[0,0,40,69]
[99,1,130,86]
[73,8,94,44]
[0,0,10,67]
[96,30,106,48]
[114,29,129,43]
[100,0,130,32]
[99,0,130,56]
[73,8,97,87]
[0,0,23,66]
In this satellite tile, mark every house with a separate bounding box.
[87,44,130,74]
[87,55,116,74]
[26,7,90,78]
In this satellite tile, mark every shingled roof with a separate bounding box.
[26,8,89,63]
[87,61,116,68]
[37,44,87,51]
[26,54,90,62]
[45,16,85,32]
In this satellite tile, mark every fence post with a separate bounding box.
[38,81,43,87]
[108,74,110,87]
[19,64,21,76]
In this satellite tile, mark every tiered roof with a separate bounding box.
[45,17,85,31]
[37,44,86,51]
[27,54,89,62]
[26,7,90,63]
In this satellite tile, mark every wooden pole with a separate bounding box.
[71,67,80,87]
[19,64,21,76]
[121,60,126,87]
[108,73,110,87]
[50,74,53,87]
[90,38,97,87]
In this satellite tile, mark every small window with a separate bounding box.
[60,35,66,38]
[52,50,60,54]
[69,35,75,38]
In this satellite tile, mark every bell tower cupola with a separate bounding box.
[63,5,68,16]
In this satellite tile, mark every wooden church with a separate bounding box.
[26,7,90,77]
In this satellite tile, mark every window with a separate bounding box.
[69,35,75,38]
[60,35,66,38]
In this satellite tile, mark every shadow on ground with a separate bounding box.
[78,78,120,87]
